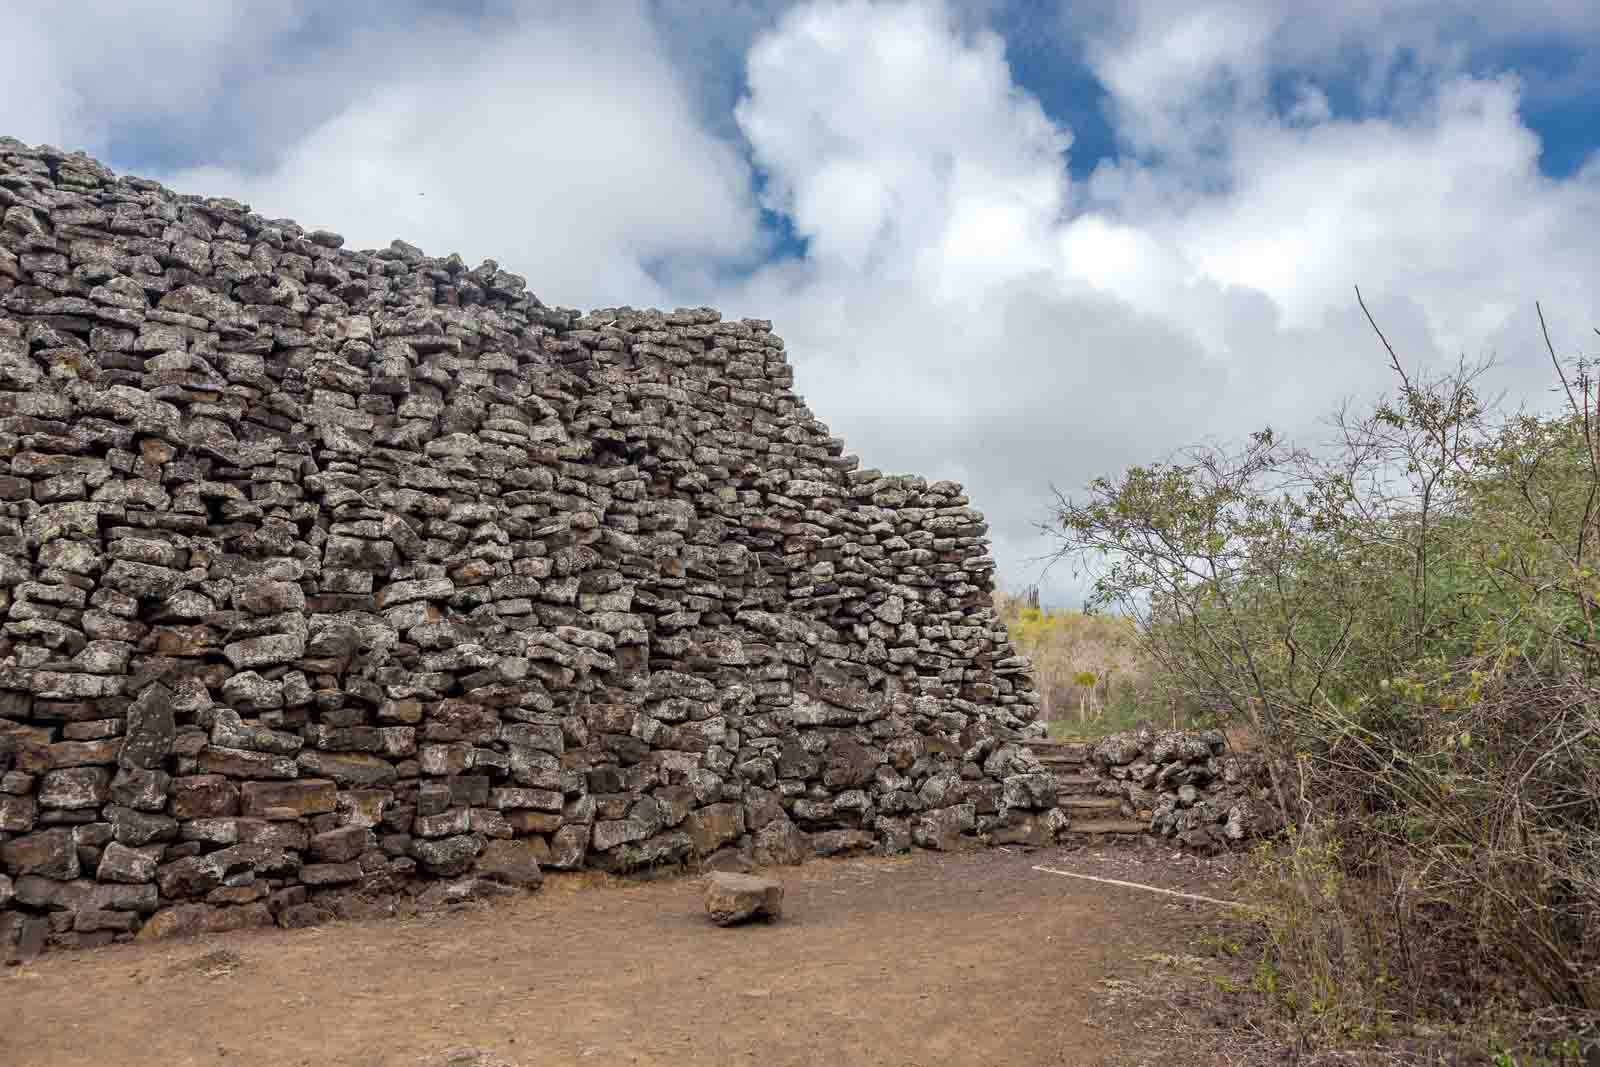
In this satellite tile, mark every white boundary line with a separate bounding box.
[1032,865,1254,910]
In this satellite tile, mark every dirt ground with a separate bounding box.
[2,845,1235,1067]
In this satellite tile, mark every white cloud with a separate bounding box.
[717,0,1600,605]
[1079,75,1600,351]
[0,2,308,154]
[2,3,768,306]
[165,4,763,306]
[737,0,1069,286]
[1063,0,1600,158]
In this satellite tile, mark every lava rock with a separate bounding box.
[704,871,784,926]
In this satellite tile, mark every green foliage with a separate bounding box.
[993,592,1169,734]
[1047,305,1600,1050]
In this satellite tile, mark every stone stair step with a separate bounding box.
[1068,818,1150,835]
[1051,774,1101,795]
[1031,750,1091,767]
[1059,795,1123,813]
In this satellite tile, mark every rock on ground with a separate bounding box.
[704,871,784,926]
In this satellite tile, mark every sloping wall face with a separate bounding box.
[0,141,1050,951]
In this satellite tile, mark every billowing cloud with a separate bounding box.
[1066,0,1600,157]
[717,0,1600,603]
[737,0,1068,282]
[0,2,304,155]
[166,4,765,306]
[2,3,769,306]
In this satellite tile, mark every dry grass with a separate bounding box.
[1093,911,1599,1066]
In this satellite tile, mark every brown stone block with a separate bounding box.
[239,779,337,817]
[170,774,239,819]
[0,828,81,879]
[474,838,544,888]
[295,751,396,788]
[684,802,745,856]
[0,793,37,833]
[198,746,299,779]
[48,738,123,767]
[505,810,562,835]
[38,766,111,809]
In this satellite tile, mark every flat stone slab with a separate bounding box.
[704,871,783,926]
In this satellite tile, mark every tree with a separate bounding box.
[993,592,1146,728]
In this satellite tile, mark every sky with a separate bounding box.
[4,0,1599,605]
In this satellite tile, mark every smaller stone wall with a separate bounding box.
[1024,727,1278,851]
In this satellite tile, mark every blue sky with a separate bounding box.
[4,0,1599,603]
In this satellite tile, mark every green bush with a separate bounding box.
[1048,301,1600,1046]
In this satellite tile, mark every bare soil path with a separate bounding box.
[2,846,1225,1067]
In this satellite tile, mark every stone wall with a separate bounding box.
[1027,730,1278,851]
[0,141,1058,955]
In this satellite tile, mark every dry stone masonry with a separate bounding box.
[1023,729,1277,850]
[0,141,1070,955]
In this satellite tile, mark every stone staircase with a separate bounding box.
[1019,737,1150,837]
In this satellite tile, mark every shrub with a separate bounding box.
[1047,298,1600,1046]
[992,591,1170,734]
